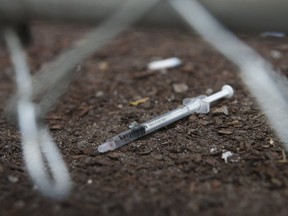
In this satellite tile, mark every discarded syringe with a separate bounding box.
[98,85,234,153]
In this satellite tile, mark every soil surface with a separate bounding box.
[1,23,288,216]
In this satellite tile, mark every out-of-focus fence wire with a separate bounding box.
[4,28,72,199]
[169,0,288,150]
[3,0,160,199]
[6,0,161,119]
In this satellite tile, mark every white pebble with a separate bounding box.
[96,91,104,97]
[221,151,233,163]
[213,167,218,174]
[8,175,19,183]
[206,88,214,95]
[270,50,282,59]
[213,106,229,115]
[173,83,188,93]
[210,147,217,154]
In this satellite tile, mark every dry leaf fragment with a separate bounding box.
[129,97,149,106]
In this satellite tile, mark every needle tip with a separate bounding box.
[90,150,101,156]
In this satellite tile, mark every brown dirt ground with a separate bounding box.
[1,23,288,216]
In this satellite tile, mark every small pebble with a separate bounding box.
[87,179,93,184]
[189,115,197,121]
[270,50,282,59]
[8,175,19,183]
[206,88,214,95]
[98,62,108,70]
[191,153,202,163]
[213,167,218,174]
[221,151,240,163]
[108,152,122,160]
[199,120,210,126]
[77,140,90,151]
[214,117,223,126]
[211,179,222,188]
[213,106,229,115]
[210,147,217,154]
[173,83,188,93]
[152,154,163,160]
[221,151,233,163]
[96,91,104,97]
[182,63,195,72]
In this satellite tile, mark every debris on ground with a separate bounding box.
[8,175,19,183]
[147,57,182,71]
[129,97,149,106]
[173,83,188,93]
[218,129,233,135]
[212,106,229,115]
[270,50,282,59]
[221,151,234,163]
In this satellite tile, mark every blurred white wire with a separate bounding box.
[4,28,72,199]
[169,0,288,149]
[23,0,159,118]
[5,0,160,119]
[4,0,160,199]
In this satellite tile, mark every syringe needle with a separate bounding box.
[97,85,234,153]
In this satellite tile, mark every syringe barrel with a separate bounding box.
[109,125,146,149]
[143,101,201,134]
[105,101,201,151]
